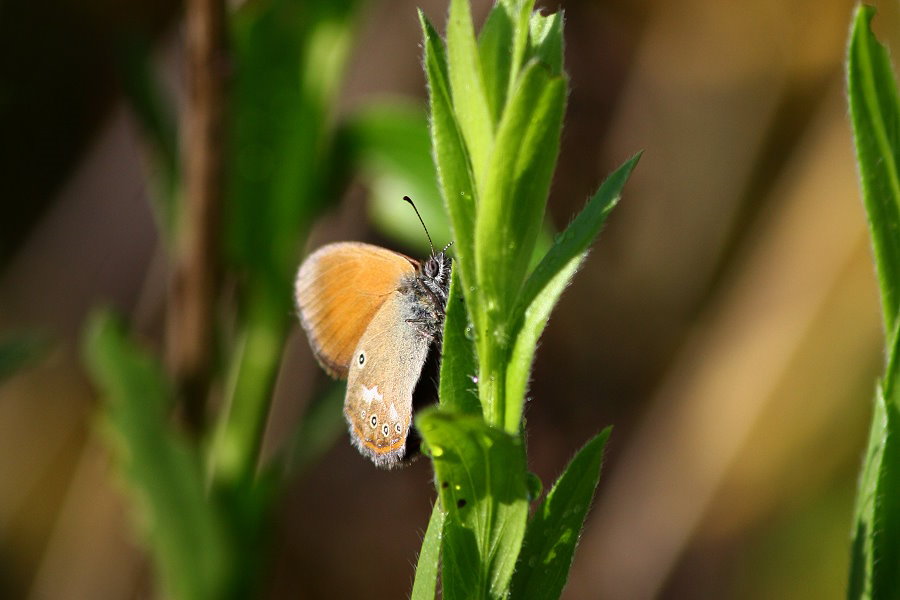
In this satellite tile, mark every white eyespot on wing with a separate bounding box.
[361,384,383,405]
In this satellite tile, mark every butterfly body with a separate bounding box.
[295,242,451,468]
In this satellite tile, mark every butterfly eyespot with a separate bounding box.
[394,423,402,434]
[358,352,365,366]
[382,424,389,436]
[370,415,377,427]
[360,409,366,418]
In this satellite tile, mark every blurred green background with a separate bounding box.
[1,0,895,597]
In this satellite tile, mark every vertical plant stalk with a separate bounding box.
[168,0,228,430]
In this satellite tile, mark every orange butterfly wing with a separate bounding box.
[294,242,418,378]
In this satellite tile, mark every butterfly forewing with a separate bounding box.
[294,242,418,378]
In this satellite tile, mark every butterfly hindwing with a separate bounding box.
[343,289,433,468]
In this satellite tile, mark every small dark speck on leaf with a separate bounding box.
[457,498,467,509]
[442,481,449,489]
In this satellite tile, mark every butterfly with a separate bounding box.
[294,198,451,468]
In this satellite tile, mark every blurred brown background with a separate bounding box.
[1,0,895,597]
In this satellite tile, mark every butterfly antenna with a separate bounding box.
[403,196,436,255]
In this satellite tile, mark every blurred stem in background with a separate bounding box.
[167,0,228,432]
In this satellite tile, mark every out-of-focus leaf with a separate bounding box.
[341,102,449,250]
[872,398,900,598]
[410,503,446,600]
[227,0,360,290]
[505,154,639,428]
[417,409,529,600]
[510,428,610,599]
[847,4,900,339]
[847,7,900,598]
[83,311,232,600]
[213,0,361,489]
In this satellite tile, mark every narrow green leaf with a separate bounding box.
[510,428,611,599]
[209,293,289,487]
[476,62,566,324]
[505,154,640,427]
[848,384,885,600]
[504,0,535,99]
[411,503,446,600]
[227,0,360,288]
[847,4,900,338]
[872,399,900,598]
[447,0,494,179]
[506,253,583,430]
[851,314,900,600]
[420,11,480,324]
[529,9,564,75]
[417,410,529,600]
[846,8,900,597]
[439,268,481,414]
[477,4,514,124]
[83,311,232,600]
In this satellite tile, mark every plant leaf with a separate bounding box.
[476,61,566,327]
[411,503,446,600]
[505,154,640,427]
[503,0,535,99]
[848,383,885,600]
[872,399,900,598]
[439,268,481,414]
[477,3,514,124]
[83,311,232,600]
[417,409,529,600]
[847,4,900,339]
[227,0,360,290]
[420,10,480,324]
[529,8,563,75]
[510,428,611,599]
[447,0,494,180]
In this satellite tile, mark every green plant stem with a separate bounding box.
[477,332,507,430]
[207,291,288,488]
